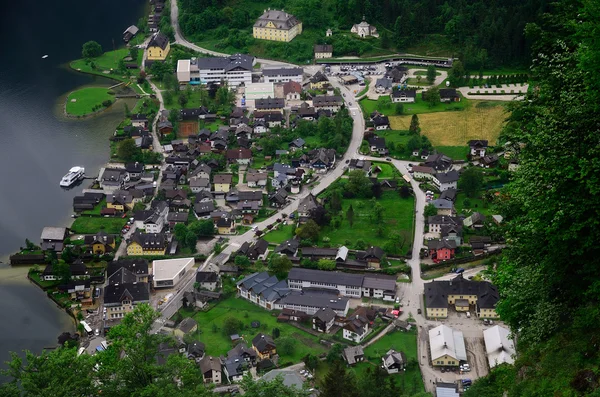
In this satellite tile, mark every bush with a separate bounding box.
[102,99,113,107]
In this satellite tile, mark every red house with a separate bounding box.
[427,239,457,263]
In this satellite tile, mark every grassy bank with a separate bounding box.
[70,217,126,234]
[390,101,506,146]
[66,87,114,116]
[178,296,326,363]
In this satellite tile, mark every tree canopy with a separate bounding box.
[82,40,102,58]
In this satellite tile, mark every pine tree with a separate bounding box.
[409,114,420,135]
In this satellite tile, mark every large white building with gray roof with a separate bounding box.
[287,268,364,298]
[429,324,467,367]
[177,54,255,87]
[236,271,290,310]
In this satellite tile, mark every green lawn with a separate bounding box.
[320,191,415,247]
[179,296,326,363]
[353,330,425,394]
[454,191,493,217]
[413,70,442,76]
[371,162,395,179]
[70,216,127,234]
[360,95,468,116]
[263,224,295,244]
[374,130,413,158]
[82,199,107,216]
[66,87,114,116]
[29,272,60,289]
[434,146,469,160]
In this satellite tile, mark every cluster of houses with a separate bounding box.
[236,266,397,344]
[428,323,515,370]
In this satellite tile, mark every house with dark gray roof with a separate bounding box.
[40,227,68,252]
[274,239,299,257]
[424,274,500,319]
[255,97,285,112]
[195,271,220,291]
[433,170,459,191]
[343,346,365,366]
[361,274,397,301]
[103,282,150,328]
[262,67,303,83]
[276,290,350,316]
[312,307,337,333]
[382,349,407,373]
[312,95,343,112]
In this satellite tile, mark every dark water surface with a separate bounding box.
[0,0,145,371]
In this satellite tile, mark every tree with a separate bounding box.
[240,374,311,397]
[409,114,421,135]
[234,255,251,268]
[395,102,404,115]
[346,170,373,198]
[269,254,293,279]
[449,60,465,87]
[61,246,75,263]
[458,167,484,198]
[277,337,296,356]
[82,40,102,58]
[424,86,440,108]
[424,203,438,217]
[399,185,411,198]
[303,354,319,372]
[222,317,243,336]
[53,261,71,283]
[371,202,384,224]
[426,65,437,84]
[317,259,336,271]
[117,138,139,161]
[184,231,197,252]
[326,343,344,363]
[295,220,320,242]
[178,93,188,107]
[272,328,280,339]
[406,136,421,152]
[328,189,343,213]
[321,360,359,397]
[188,220,215,237]
[346,205,355,227]
[308,206,331,226]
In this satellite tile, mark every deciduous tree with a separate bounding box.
[424,203,437,217]
[269,254,293,279]
[458,167,484,198]
[346,205,355,227]
[295,220,320,242]
[409,114,421,135]
[426,65,437,84]
[82,41,102,58]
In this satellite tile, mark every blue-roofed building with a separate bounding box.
[236,272,290,310]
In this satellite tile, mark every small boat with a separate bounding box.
[60,166,85,187]
[42,55,49,59]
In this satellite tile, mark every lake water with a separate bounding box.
[0,0,145,371]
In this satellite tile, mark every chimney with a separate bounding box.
[443,342,447,348]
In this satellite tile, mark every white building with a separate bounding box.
[152,257,195,288]
[287,268,363,298]
[483,325,516,368]
[343,314,370,343]
[275,292,350,316]
[432,170,460,192]
[351,17,379,38]
[177,54,255,87]
[263,67,303,83]
[429,325,467,367]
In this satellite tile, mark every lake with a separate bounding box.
[0,0,145,372]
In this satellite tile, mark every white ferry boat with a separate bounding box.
[60,166,85,187]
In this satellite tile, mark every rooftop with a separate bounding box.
[152,257,194,281]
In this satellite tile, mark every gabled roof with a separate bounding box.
[196,271,218,283]
[434,170,460,183]
[298,193,319,213]
[368,136,386,148]
[312,95,342,106]
[255,97,284,109]
[104,282,150,304]
[343,346,364,365]
[41,227,67,241]
[427,238,457,250]
[391,89,416,98]
[383,349,407,368]
[429,324,467,361]
[314,44,333,53]
[252,333,276,352]
[288,267,364,287]
[148,32,169,50]
[128,231,168,249]
[483,325,515,367]
[176,317,198,333]
[468,139,488,148]
[439,88,459,99]
[372,115,390,126]
[313,307,336,323]
[213,174,233,184]
[199,356,221,375]
[375,78,393,89]
[226,148,253,160]
[283,81,302,95]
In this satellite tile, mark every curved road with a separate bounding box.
[155,6,439,390]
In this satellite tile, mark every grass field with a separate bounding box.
[413,70,442,76]
[66,87,114,116]
[389,101,507,146]
[360,95,467,116]
[371,162,396,179]
[355,330,424,394]
[319,191,414,247]
[434,146,470,160]
[70,217,126,234]
[454,191,494,217]
[179,296,326,363]
[263,224,295,244]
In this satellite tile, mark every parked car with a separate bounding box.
[455,267,465,274]
[386,157,392,161]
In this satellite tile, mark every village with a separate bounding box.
[7,1,527,396]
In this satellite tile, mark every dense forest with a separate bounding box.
[179,0,548,67]
[463,0,600,395]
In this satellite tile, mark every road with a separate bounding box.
[169,0,295,68]
[148,10,472,391]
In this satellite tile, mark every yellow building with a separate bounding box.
[213,174,233,193]
[429,325,466,367]
[216,217,235,235]
[309,71,329,90]
[252,333,277,360]
[253,9,302,42]
[424,275,500,319]
[147,32,170,61]
[84,231,116,255]
[126,231,167,256]
[106,192,134,212]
